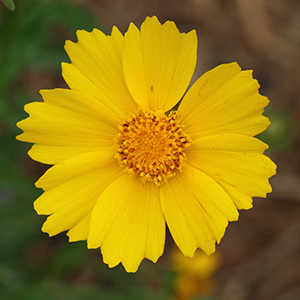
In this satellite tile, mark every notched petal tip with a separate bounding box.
[15,119,26,136]
[143,15,160,25]
[41,220,56,237]
[87,239,99,249]
[15,133,23,141]
[75,28,92,40]
[111,25,123,37]
[64,39,75,52]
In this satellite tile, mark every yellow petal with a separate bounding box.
[41,88,119,127]
[160,165,238,257]
[191,133,269,153]
[67,213,91,242]
[172,248,221,278]
[63,28,138,119]
[108,26,124,60]
[28,144,103,165]
[178,62,270,139]
[186,134,276,209]
[16,101,116,147]
[36,171,104,237]
[34,151,122,237]
[35,150,118,191]
[88,175,165,272]
[160,180,200,257]
[123,16,197,112]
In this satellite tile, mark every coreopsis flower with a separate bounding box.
[17,16,276,272]
[171,248,221,299]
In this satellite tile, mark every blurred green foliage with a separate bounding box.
[258,107,292,151]
[1,0,15,11]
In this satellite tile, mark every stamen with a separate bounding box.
[114,109,191,186]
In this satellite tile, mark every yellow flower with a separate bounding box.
[16,16,276,272]
[171,248,221,300]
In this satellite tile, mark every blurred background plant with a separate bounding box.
[0,0,299,300]
[1,0,15,11]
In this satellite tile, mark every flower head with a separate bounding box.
[17,16,276,272]
[171,248,221,299]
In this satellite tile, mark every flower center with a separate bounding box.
[114,109,191,186]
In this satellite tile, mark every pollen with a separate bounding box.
[114,109,192,186]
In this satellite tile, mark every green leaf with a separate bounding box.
[1,0,15,11]
[257,107,292,151]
